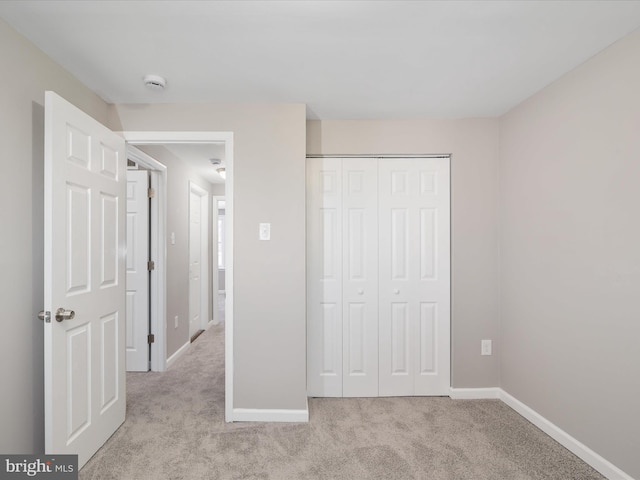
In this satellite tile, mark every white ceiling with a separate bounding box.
[2,1,640,119]
[161,143,226,185]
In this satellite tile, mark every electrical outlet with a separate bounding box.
[481,339,492,356]
[174,315,179,329]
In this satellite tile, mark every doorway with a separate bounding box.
[123,132,235,423]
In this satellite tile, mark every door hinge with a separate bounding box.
[148,187,155,199]
[148,334,155,344]
[147,260,155,271]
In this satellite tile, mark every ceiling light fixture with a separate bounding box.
[143,74,167,91]
[216,167,226,180]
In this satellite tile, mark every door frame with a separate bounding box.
[189,180,210,336]
[127,146,167,372]
[123,131,234,422]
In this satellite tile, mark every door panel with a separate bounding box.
[45,91,126,468]
[378,158,450,396]
[342,158,378,397]
[189,190,202,337]
[307,158,343,396]
[125,170,149,372]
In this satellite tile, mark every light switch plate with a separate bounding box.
[481,339,492,356]
[259,223,271,241]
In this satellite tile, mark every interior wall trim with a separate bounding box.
[165,340,190,370]
[449,387,501,399]
[306,154,451,159]
[232,407,309,423]
[448,387,631,478]
[499,389,633,480]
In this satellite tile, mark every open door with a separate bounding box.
[43,91,126,467]
[126,169,150,371]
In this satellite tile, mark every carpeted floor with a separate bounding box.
[80,324,604,480]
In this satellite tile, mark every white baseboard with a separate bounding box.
[165,341,190,370]
[499,390,633,480]
[449,387,501,399]
[233,399,309,423]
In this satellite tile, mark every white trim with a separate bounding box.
[122,131,234,423]
[233,407,309,423]
[499,390,633,480]
[449,387,501,399]
[126,146,167,372]
[165,341,191,370]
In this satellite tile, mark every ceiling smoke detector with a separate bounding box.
[143,74,166,91]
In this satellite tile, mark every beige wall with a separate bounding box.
[109,103,307,410]
[307,118,501,388]
[0,18,109,453]
[136,146,216,358]
[499,30,640,478]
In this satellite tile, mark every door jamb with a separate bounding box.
[122,131,234,422]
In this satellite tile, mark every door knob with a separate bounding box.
[55,308,75,322]
[357,289,364,295]
[394,289,400,295]
[38,310,51,323]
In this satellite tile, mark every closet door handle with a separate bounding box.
[357,288,364,295]
[393,289,400,295]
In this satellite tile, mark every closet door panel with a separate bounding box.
[414,158,450,395]
[379,158,450,396]
[342,158,378,397]
[307,158,343,397]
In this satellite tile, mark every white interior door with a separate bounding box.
[44,91,126,467]
[189,183,209,338]
[378,158,450,396]
[307,157,343,397]
[189,189,202,338]
[126,169,149,372]
[342,158,379,397]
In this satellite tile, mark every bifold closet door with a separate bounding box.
[378,158,450,396]
[307,157,379,397]
[307,156,450,398]
[307,157,343,397]
[341,158,378,397]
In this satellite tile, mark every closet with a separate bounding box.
[307,156,450,397]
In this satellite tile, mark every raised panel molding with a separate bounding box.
[67,183,91,294]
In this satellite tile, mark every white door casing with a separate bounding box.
[307,156,450,398]
[378,157,450,396]
[125,169,150,372]
[44,91,126,467]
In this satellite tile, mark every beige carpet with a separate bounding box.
[80,325,604,479]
